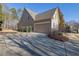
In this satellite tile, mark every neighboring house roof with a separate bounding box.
[35,8,56,21]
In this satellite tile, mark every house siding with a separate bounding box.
[51,8,60,32]
[17,9,34,32]
[51,8,65,32]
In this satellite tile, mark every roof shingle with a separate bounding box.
[35,8,56,21]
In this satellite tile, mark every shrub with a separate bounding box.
[51,31,63,36]
[48,31,68,42]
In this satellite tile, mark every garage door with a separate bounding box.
[34,22,51,34]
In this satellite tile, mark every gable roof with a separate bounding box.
[26,8,37,20]
[35,8,56,21]
[18,8,37,21]
[19,8,62,22]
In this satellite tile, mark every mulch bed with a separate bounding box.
[48,34,69,42]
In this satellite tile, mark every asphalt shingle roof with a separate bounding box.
[35,8,56,21]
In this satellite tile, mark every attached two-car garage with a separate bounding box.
[34,21,51,34]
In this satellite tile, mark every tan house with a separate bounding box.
[17,8,65,34]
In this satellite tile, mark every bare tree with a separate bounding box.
[65,20,79,33]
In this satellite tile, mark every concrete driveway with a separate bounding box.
[0,32,79,56]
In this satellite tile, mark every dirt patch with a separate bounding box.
[63,33,79,40]
[0,29,18,35]
[1,29,17,32]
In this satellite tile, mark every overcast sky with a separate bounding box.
[7,3,79,22]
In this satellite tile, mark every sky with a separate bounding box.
[7,3,79,22]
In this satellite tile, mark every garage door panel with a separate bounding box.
[34,23,51,34]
